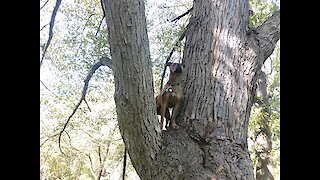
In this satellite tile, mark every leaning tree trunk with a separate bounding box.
[252,70,275,180]
[104,0,162,179]
[104,0,279,179]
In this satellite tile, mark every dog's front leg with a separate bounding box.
[165,108,171,129]
[170,100,180,129]
[160,95,169,130]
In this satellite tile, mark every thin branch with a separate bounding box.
[87,154,98,180]
[40,23,49,31]
[84,98,92,112]
[58,57,112,156]
[159,29,187,92]
[40,80,58,96]
[95,16,105,37]
[40,0,50,11]
[170,7,193,23]
[98,145,102,165]
[100,0,106,17]
[40,0,63,69]
[40,133,60,147]
[74,13,97,57]
[122,147,127,180]
[77,13,96,40]
[95,0,106,37]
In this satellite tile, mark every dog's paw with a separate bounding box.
[170,123,179,129]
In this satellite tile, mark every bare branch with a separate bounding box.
[40,79,58,96]
[84,98,92,112]
[170,7,193,23]
[122,147,127,180]
[98,145,102,165]
[100,0,106,17]
[78,13,97,40]
[86,154,98,180]
[40,133,59,147]
[40,23,49,31]
[40,0,50,11]
[95,16,105,37]
[40,0,63,69]
[58,57,112,156]
[95,0,106,37]
[75,13,97,57]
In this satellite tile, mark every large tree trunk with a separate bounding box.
[104,0,279,179]
[104,0,162,178]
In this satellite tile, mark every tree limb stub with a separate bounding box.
[255,10,280,63]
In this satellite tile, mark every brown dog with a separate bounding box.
[156,62,183,130]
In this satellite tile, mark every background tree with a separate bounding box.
[247,1,280,179]
[249,41,280,180]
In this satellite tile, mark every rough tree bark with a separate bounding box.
[104,0,162,178]
[104,0,279,179]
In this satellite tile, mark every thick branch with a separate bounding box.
[58,56,112,155]
[100,56,113,70]
[255,10,280,62]
[40,0,62,69]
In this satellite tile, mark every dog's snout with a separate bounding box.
[175,64,182,73]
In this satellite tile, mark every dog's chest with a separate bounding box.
[167,96,176,107]
[165,86,181,108]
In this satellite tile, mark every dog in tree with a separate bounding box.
[156,62,183,130]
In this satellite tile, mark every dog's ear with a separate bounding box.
[166,62,172,66]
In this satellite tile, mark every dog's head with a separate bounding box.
[166,62,183,74]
